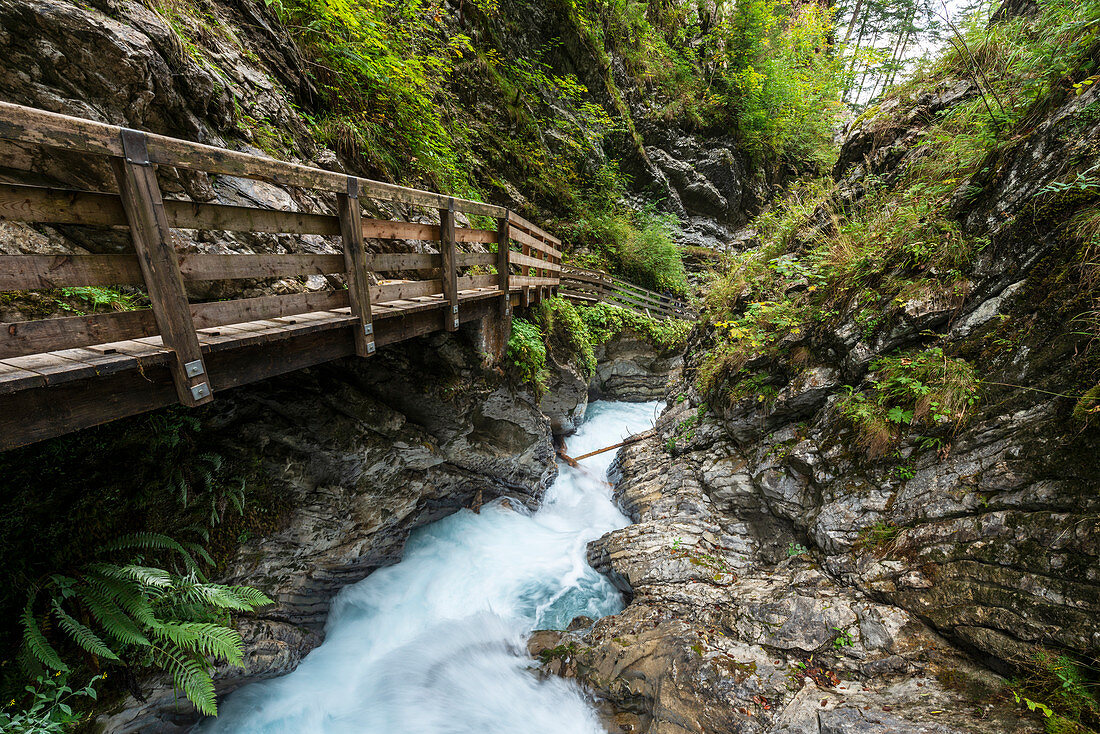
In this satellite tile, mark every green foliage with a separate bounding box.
[58,287,141,314]
[19,532,272,716]
[1011,649,1100,733]
[507,317,548,394]
[566,210,688,295]
[832,626,854,649]
[838,347,979,456]
[533,297,597,377]
[576,302,692,353]
[854,521,900,552]
[786,542,809,557]
[0,673,101,733]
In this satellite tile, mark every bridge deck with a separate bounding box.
[0,101,690,451]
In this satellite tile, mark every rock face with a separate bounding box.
[592,328,685,402]
[529,404,1039,733]
[99,333,556,732]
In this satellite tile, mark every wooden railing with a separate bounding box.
[0,101,561,410]
[560,266,695,320]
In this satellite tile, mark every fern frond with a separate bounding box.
[21,601,68,671]
[226,586,274,609]
[51,600,120,661]
[152,622,244,666]
[101,533,204,578]
[79,581,150,648]
[154,643,218,716]
[110,564,173,589]
[85,570,159,627]
[174,582,254,612]
[183,542,215,569]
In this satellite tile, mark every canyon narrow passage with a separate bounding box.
[200,400,660,733]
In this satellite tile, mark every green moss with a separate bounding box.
[576,302,692,354]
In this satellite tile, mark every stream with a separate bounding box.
[201,399,661,734]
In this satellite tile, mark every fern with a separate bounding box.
[21,532,272,715]
[21,602,67,672]
[50,601,119,661]
[154,643,219,716]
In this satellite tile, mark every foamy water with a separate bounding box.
[200,400,660,734]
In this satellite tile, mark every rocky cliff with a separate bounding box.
[528,22,1100,734]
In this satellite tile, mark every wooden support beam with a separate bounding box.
[439,201,459,332]
[111,130,211,406]
[337,177,375,357]
[496,211,511,345]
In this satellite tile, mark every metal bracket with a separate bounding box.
[366,341,376,354]
[183,359,205,378]
[347,176,359,199]
[119,128,151,166]
[504,306,510,315]
[363,322,373,336]
[453,318,460,329]
[451,305,459,314]
[190,382,211,401]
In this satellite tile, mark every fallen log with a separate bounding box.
[557,428,656,464]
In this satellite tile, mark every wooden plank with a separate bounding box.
[510,226,560,258]
[0,102,509,217]
[363,219,438,241]
[0,359,47,394]
[456,229,497,245]
[0,184,127,227]
[112,138,211,407]
[456,274,498,290]
[509,211,561,251]
[497,212,511,341]
[178,253,345,281]
[0,309,158,359]
[368,253,439,272]
[338,178,374,357]
[167,200,339,235]
[510,276,558,288]
[439,203,458,332]
[0,254,143,290]
[510,251,561,272]
[372,279,442,303]
[191,291,348,330]
[456,252,496,268]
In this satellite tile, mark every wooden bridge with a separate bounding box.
[0,102,692,451]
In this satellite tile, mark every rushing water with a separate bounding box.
[201,400,661,734]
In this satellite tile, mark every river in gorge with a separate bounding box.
[200,399,661,734]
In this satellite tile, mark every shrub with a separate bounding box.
[506,317,548,394]
[533,297,596,377]
[568,211,688,295]
[576,302,692,353]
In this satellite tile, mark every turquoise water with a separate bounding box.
[201,400,660,734]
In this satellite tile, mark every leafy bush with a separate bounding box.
[577,302,692,353]
[533,297,596,377]
[567,211,688,295]
[20,532,272,716]
[506,317,548,394]
[839,347,979,457]
[0,673,101,733]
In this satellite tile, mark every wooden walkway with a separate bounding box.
[0,102,563,450]
[560,266,695,320]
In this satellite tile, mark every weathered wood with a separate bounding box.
[456,274,498,290]
[0,254,144,290]
[510,251,561,272]
[0,184,127,227]
[496,212,511,343]
[456,252,496,268]
[192,291,349,330]
[111,135,211,407]
[169,200,340,235]
[179,253,345,281]
[439,202,459,332]
[369,253,439,272]
[1,309,158,359]
[338,177,375,357]
[372,279,443,303]
[510,276,558,288]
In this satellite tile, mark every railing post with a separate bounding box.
[111,129,212,407]
[337,176,375,357]
[440,200,459,331]
[496,211,512,344]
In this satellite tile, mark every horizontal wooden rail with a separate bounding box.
[0,100,575,445]
[560,266,695,320]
